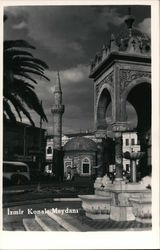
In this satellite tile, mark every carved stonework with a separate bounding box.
[51,104,65,114]
[119,70,151,94]
[96,71,113,99]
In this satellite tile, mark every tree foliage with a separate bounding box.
[3,39,50,126]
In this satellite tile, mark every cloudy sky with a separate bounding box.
[4,5,151,135]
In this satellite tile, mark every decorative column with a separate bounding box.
[97,141,103,162]
[131,159,136,182]
[114,132,123,180]
[112,122,128,181]
[95,131,106,176]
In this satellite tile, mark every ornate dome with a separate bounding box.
[64,137,97,151]
[115,25,151,53]
[90,12,151,73]
[114,12,151,53]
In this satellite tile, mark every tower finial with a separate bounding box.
[55,71,62,92]
[125,7,135,37]
[57,70,60,82]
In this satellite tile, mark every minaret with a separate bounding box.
[51,72,64,150]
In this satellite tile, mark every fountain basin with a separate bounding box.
[123,151,145,182]
[79,180,151,221]
[78,195,112,219]
[123,151,145,160]
[95,182,150,197]
[129,193,152,224]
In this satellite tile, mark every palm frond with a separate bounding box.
[4,78,35,97]
[18,88,48,122]
[20,106,35,126]
[4,49,33,60]
[4,40,35,50]
[10,94,35,126]
[13,73,38,84]
[18,68,50,81]
[13,60,45,72]
[6,93,22,121]
[3,98,16,122]
[5,80,47,122]
[14,78,35,89]
[18,66,44,75]
[13,56,49,69]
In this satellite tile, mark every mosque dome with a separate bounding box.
[63,137,97,152]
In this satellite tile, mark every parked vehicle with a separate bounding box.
[3,161,30,186]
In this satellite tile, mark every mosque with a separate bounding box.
[50,72,115,181]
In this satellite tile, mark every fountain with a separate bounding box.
[79,150,151,223]
[123,151,145,182]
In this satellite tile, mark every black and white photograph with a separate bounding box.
[1,0,160,249]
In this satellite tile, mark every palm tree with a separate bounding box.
[3,39,50,126]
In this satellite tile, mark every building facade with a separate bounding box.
[122,131,141,172]
[3,120,46,165]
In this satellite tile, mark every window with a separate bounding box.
[82,158,90,175]
[126,164,130,172]
[83,164,89,173]
[131,138,135,145]
[64,160,72,180]
[47,147,52,154]
[65,161,72,168]
[125,139,129,146]
[66,166,71,175]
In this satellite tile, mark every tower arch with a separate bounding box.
[96,85,112,130]
[124,79,151,177]
[122,77,151,102]
[122,77,151,134]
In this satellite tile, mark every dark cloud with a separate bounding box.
[4,5,150,134]
[5,5,150,69]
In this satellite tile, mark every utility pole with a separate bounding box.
[39,102,42,171]
[37,100,42,191]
